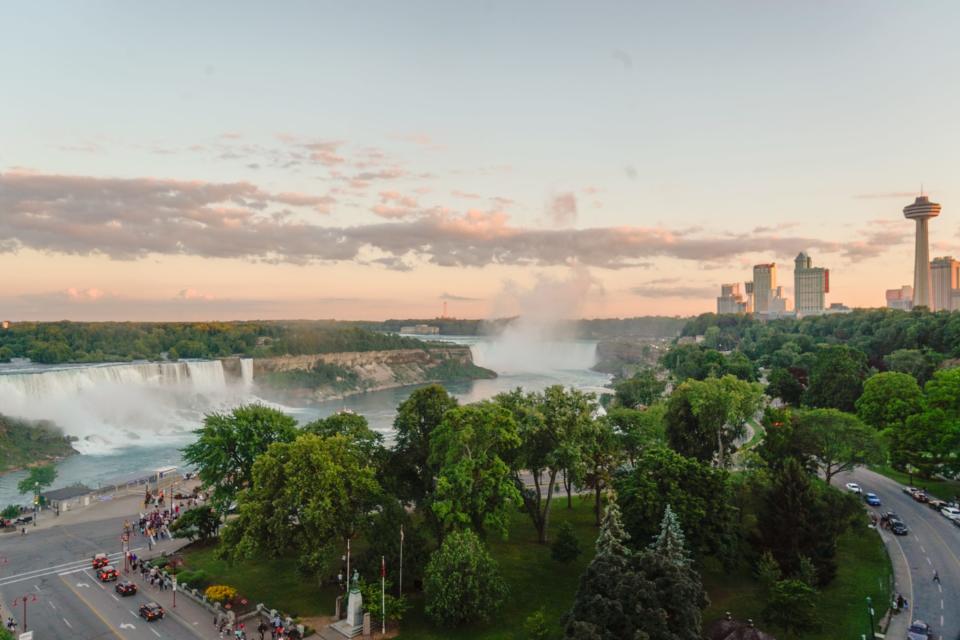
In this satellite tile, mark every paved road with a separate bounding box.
[841,468,960,640]
[0,496,209,639]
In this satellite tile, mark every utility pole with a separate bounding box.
[866,596,875,639]
[398,525,404,597]
[33,482,39,527]
[12,594,38,630]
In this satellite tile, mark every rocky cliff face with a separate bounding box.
[248,346,493,401]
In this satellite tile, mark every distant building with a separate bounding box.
[794,252,829,316]
[886,285,913,311]
[765,286,794,319]
[930,256,960,311]
[399,324,440,335]
[716,283,749,314]
[744,281,754,313]
[752,264,777,315]
[0,320,8,330]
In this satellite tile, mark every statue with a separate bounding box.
[351,569,360,591]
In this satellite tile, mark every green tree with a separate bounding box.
[856,372,923,431]
[551,521,582,563]
[2,504,20,519]
[665,375,763,466]
[607,404,665,466]
[923,367,960,416]
[303,412,386,470]
[424,529,508,627]
[581,418,622,525]
[884,348,941,385]
[892,409,959,477]
[358,497,431,594]
[762,579,818,634]
[649,504,690,567]
[796,409,884,485]
[766,367,805,405]
[613,369,666,408]
[616,446,737,561]
[169,507,221,542]
[220,433,380,581]
[0,346,13,363]
[524,608,551,640]
[17,464,57,495]
[803,344,868,412]
[387,385,458,507]
[429,402,521,538]
[182,404,299,512]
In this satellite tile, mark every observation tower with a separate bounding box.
[903,195,941,309]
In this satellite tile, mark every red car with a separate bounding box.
[92,553,109,569]
[97,566,119,582]
[115,581,138,596]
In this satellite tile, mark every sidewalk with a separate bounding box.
[878,526,911,640]
[127,541,222,640]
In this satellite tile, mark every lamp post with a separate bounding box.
[33,481,39,527]
[11,594,38,630]
[866,596,876,639]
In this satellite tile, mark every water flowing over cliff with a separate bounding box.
[0,359,252,454]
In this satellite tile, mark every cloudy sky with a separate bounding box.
[3,1,960,321]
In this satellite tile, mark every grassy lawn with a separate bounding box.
[177,543,338,619]
[870,464,960,502]
[703,526,891,639]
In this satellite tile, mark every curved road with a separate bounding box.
[840,468,960,640]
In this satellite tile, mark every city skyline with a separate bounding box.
[4,2,960,321]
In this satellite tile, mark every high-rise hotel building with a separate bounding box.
[752,264,776,314]
[716,283,749,314]
[794,252,829,316]
[930,256,960,311]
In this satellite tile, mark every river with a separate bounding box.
[0,336,609,507]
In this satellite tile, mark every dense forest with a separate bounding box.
[0,321,433,365]
[357,316,687,338]
[0,414,77,472]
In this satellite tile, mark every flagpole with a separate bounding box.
[399,524,404,597]
[381,555,386,635]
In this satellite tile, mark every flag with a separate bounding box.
[381,555,386,578]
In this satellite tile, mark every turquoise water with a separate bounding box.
[0,337,609,506]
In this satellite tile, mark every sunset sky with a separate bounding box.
[3,1,960,321]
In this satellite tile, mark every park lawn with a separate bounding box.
[703,526,891,639]
[177,542,339,619]
[870,464,960,502]
[398,494,599,640]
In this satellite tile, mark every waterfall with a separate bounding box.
[469,334,598,373]
[0,360,241,454]
[240,358,254,389]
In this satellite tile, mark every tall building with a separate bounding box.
[752,264,777,314]
[903,195,941,309]
[793,252,829,316]
[717,283,748,314]
[886,285,913,311]
[930,256,960,311]
[766,286,793,318]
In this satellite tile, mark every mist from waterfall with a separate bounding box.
[0,360,254,454]
[476,268,601,374]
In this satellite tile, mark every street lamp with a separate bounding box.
[866,596,875,639]
[33,481,39,527]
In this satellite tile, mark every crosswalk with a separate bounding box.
[0,548,142,587]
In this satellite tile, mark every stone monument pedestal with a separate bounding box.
[330,582,363,638]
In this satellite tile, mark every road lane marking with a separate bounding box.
[111,594,119,601]
[59,574,123,640]
[938,583,943,593]
[129,610,137,617]
[48,601,56,610]
[942,599,944,608]
[922,545,927,553]
[889,532,915,619]
[927,557,933,566]
[151,629,160,637]
[63,617,72,629]
[0,550,137,587]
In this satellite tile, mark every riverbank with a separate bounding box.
[0,414,77,474]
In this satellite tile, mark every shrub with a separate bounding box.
[204,584,238,604]
[524,608,550,640]
[550,521,582,563]
[1,504,19,520]
[424,529,507,627]
[177,569,211,590]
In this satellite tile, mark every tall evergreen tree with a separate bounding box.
[595,493,630,558]
[650,504,691,567]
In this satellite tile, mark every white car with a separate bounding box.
[845,482,862,494]
[941,506,960,522]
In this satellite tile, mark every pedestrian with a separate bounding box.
[258,620,268,640]
[934,569,941,583]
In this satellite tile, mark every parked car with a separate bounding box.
[97,566,119,582]
[928,499,947,512]
[115,581,138,596]
[92,553,110,569]
[845,482,863,494]
[913,490,930,503]
[139,602,165,622]
[903,486,920,495]
[891,520,909,536]
[865,493,881,506]
[14,515,32,525]
[907,620,932,640]
[941,507,960,522]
